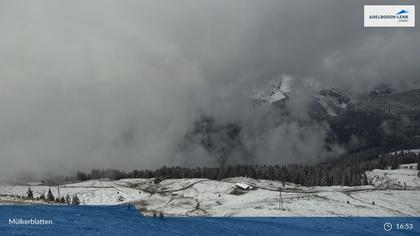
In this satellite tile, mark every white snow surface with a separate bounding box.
[250,75,293,104]
[1,164,419,216]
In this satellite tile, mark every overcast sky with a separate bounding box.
[0,0,419,177]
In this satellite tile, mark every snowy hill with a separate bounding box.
[366,163,419,189]
[1,164,419,217]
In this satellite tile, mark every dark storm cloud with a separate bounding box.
[0,0,419,177]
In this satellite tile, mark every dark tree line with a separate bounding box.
[26,187,80,205]
[74,149,420,187]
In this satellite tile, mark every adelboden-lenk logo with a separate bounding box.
[395,9,410,22]
[364,5,415,27]
[397,9,409,15]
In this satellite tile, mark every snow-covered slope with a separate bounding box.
[1,164,419,216]
[366,163,419,189]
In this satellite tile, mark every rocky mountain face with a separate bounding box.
[183,78,420,164]
[331,88,420,151]
[183,117,250,166]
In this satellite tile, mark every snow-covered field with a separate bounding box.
[1,164,419,217]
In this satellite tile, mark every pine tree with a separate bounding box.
[60,197,66,204]
[27,187,33,199]
[65,194,71,204]
[47,188,55,202]
[391,159,399,169]
[72,194,81,205]
[417,158,420,170]
[39,193,45,200]
[362,173,369,185]
[320,175,329,186]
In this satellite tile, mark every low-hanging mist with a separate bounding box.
[0,0,419,178]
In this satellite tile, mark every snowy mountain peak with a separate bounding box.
[250,76,351,117]
[251,75,293,104]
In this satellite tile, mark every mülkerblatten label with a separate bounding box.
[8,218,53,225]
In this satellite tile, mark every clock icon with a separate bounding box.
[384,222,393,232]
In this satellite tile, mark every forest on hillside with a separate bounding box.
[72,149,420,187]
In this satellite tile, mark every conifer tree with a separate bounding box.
[72,194,81,205]
[65,194,71,204]
[47,188,55,202]
[27,187,33,199]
